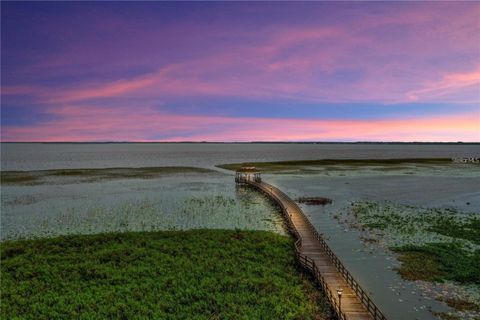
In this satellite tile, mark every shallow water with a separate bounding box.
[1,172,285,240]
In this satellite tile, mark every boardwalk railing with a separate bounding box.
[249,181,387,320]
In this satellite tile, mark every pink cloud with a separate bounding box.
[2,104,478,142]
[407,68,480,103]
[4,3,478,106]
[2,3,479,143]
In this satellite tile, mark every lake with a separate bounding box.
[2,142,479,171]
[1,142,479,320]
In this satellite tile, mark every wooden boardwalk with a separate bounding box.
[248,180,386,320]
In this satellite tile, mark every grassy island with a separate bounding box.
[217,158,452,172]
[1,229,329,319]
[1,166,217,186]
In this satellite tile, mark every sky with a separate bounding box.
[1,1,479,142]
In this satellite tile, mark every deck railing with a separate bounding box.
[249,181,387,320]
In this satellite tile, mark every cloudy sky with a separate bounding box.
[1,1,479,142]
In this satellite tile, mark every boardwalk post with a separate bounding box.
[337,288,343,311]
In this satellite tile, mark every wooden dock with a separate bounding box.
[248,180,387,320]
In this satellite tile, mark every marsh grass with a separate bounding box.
[342,201,480,315]
[432,312,463,320]
[348,202,478,247]
[441,297,480,312]
[429,217,480,245]
[2,193,286,241]
[0,172,40,185]
[0,229,330,320]
[1,167,217,186]
[217,158,452,172]
[392,243,480,284]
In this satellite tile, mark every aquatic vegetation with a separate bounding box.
[0,171,40,185]
[1,192,285,241]
[440,297,480,313]
[2,195,38,206]
[429,217,480,245]
[296,197,333,206]
[339,201,480,317]
[218,159,480,182]
[0,229,330,319]
[433,312,463,320]
[1,170,285,241]
[392,243,480,284]
[218,158,453,172]
[1,166,217,186]
[348,202,478,248]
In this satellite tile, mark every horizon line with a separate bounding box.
[2,141,479,144]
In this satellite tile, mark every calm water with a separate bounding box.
[2,142,479,170]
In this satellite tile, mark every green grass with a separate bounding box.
[1,229,329,320]
[429,217,480,245]
[392,242,480,284]
[1,167,217,185]
[0,172,40,185]
[440,297,480,312]
[217,158,452,172]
